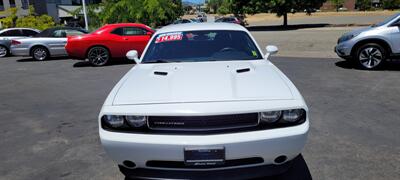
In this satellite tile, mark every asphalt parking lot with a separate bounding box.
[0,54,399,180]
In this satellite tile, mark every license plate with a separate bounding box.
[184,147,225,166]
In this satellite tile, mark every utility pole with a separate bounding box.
[82,0,89,30]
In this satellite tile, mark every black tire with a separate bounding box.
[354,43,387,70]
[87,46,110,67]
[31,46,49,61]
[0,45,9,58]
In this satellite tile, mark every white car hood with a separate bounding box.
[113,61,293,105]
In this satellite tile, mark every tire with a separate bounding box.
[31,46,49,61]
[0,45,9,58]
[87,46,110,66]
[354,43,386,70]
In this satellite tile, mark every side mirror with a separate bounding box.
[265,45,278,59]
[146,31,153,36]
[126,50,140,64]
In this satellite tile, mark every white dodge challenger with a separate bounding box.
[99,23,309,179]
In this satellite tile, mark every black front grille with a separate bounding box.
[146,157,264,169]
[148,113,259,131]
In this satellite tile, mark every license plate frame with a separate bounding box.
[184,147,225,166]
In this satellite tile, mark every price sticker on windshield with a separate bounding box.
[155,32,183,43]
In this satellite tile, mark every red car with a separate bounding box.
[66,23,154,66]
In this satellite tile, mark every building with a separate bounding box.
[321,0,356,11]
[0,0,33,17]
[32,0,102,23]
[0,0,102,22]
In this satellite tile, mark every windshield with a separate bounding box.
[142,30,263,63]
[372,13,400,27]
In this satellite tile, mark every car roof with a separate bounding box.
[156,23,247,34]
[0,28,40,33]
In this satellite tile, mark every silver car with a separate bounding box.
[0,28,40,57]
[335,13,400,70]
[10,27,87,61]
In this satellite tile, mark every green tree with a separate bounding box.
[383,0,400,10]
[241,0,326,26]
[77,0,182,28]
[15,6,55,30]
[217,0,231,15]
[356,0,372,11]
[330,0,345,12]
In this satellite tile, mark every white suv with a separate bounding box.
[99,23,309,179]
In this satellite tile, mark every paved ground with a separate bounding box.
[0,55,399,180]
[250,27,354,58]
[246,11,399,26]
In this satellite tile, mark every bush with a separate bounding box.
[15,15,55,30]
[0,17,14,28]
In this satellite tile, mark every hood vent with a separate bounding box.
[154,71,168,76]
[236,68,250,73]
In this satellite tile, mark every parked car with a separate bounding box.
[196,13,207,22]
[99,23,309,179]
[0,28,40,57]
[10,27,87,61]
[335,13,400,70]
[173,19,194,24]
[66,23,154,66]
[215,16,245,26]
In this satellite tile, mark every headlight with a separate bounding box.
[101,115,148,130]
[338,32,360,43]
[259,111,282,123]
[125,116,147,127]
[282,109,304,123]
[259,109,306,126]
[103,115,125,128]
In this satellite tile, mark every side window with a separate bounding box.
[65,29,85,36]
[0,29,23,36]
[22,30,38,37]
[123,27,147,36]
[111,28,123,35]
[52,30,67,37]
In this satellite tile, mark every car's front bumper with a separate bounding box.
[118,156,298,180]
[335,41,353,58]
[100,119,309,178]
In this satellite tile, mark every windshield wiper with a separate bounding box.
[144,59,170,63]
[144,59,183,63]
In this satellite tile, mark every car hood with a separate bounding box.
[112,61,294,105]
[344,26,376,35]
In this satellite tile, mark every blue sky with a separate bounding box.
[183,0,205,4]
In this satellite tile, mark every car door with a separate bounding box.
[388,18,400,54]
[47,29,68,56]
[110,27,151,57]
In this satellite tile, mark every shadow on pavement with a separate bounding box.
[125,155,312,180]
[335,59,400,71]
[16,56,71,62]
[73,58,135,68]
[247,23,370,31]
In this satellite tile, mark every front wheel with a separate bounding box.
[87,46,110,66]
[0,45,9,58]
[355,43,386,70]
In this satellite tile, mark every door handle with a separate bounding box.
[124,38,129,40]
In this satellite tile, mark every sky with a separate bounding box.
[183,0,205,4]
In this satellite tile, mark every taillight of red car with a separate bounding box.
[234,18,241,24]
[11,40,21,46]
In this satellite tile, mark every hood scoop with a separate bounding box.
[154,71,168,76]
[236,68,250,73]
